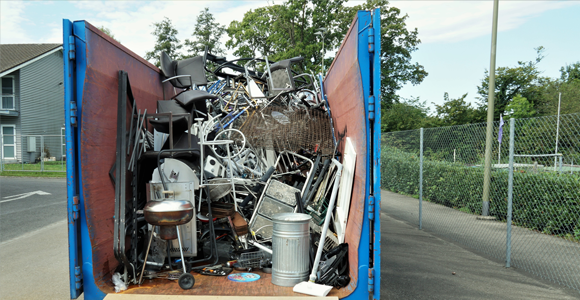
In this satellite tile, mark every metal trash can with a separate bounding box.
[271,213,311,287]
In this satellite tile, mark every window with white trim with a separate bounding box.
[1,76,15,110]
[2,125,16,159]
[61,127,66,158]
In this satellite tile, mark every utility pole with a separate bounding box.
[482,0,500,217]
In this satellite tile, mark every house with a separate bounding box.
[0,43,64,163]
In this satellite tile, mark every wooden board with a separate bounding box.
[334,138,356,244]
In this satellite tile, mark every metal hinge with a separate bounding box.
[368,95,375,121]
[368,195,375,220]
[68,36,76,61]
[368,268,374,293]
[368,27,375,53]
[70,101,78,127]
[72,195,80,221]
[74,266,82,290]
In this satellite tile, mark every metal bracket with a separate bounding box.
[368,95,375,121]
[72,196,80,221]
[368,195,375,221]
[368,27,375,53]
[70,101,78,127]
[68,36,76,61]
[368,268,374,293]
[74,266,82,290]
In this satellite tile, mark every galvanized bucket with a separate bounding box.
[271,213,311,287]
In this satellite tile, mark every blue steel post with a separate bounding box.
[371,8,382,299]
[506,118,515,268]
[419,128,423,230]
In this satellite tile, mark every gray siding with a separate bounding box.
[20,51,65,162]
[0,70,22,161]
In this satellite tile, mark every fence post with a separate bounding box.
[419,128,424,230]
[41,136,44,172]
[559,156,563,174]
[506,118,515,268]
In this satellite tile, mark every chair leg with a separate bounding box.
[175,225,187,273]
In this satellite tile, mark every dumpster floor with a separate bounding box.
[109,270,342,297]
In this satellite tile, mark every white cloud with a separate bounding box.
[65,1,268,59]
[0,1,33,43]
[392,1,579,44]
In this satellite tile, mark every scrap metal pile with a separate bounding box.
[111,50,354,294]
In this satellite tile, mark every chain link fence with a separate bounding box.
[0,134,66,172]
[382,112,580,293]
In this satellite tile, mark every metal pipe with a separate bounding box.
[506,118,515,268]
[419,128,423,230]
[554,92,561,171]
[482,0,500,217]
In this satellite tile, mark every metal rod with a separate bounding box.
[419,128,423,230]
[175,226,187,273]
[482,0,500,217]
[554,92,561,171]
[139,225,155,284]
[506,118,515,268]
[514,154,562,158]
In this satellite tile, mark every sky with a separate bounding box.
[1,0,579,112]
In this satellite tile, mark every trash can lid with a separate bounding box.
[272,213,311,223]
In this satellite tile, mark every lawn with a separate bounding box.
[0,161,66,178]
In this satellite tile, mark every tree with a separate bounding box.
[434,93,483,126]
[504,94,535,119]
[381,97,431,132]
[535,78,580,116]
[97,26,120,43]
[225,0,427,106]
[144,17,182,67]
[349,0,428,107]
[226,0,349,74]
[560,62,580,82]
[184,7,226,57]
[477,46,546,120]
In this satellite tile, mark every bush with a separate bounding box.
[381,147,580,239]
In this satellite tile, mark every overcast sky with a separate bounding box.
[1,1,579,112]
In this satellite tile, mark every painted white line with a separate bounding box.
[0,190,51,203]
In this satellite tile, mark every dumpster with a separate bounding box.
[64,9,381,300]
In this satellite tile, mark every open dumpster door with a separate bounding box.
[63,19,83,299]
[324,9,381,299]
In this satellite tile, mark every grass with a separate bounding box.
[0,161,66,178]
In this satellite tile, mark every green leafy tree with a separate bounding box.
[97,26,120,43]
[504,94,535,119]
[144,17,182,67]
[559,62,580,82]
[349,0,428,107]
[477,46,546,120]
[381,97,431,132]
[184,7,226,57]
[226,0,427,106]
[535,78,580,116]
[434,93,483,126]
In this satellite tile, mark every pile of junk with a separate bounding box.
[111,50,356,296]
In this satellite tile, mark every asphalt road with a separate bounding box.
[0,177,67,242]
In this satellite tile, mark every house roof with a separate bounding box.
[0,44,62,73]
